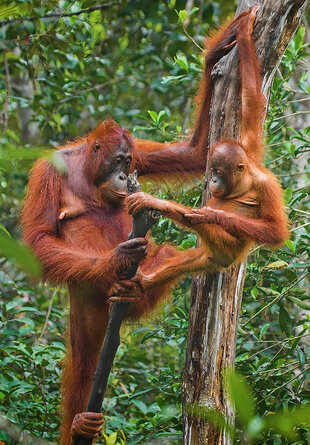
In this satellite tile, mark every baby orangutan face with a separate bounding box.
[209,140,253,199]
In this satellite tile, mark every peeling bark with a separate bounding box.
[182,1,307,444]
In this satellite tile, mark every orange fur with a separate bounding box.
[191,9,252,153]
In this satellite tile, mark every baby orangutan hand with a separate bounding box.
[71,412,103,440]
[126,192,164,215]
[184,207,222,224]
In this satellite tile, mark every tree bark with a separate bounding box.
[182,1,307,444]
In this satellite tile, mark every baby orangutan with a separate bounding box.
[59,187,86,220]
[113,7,289,298]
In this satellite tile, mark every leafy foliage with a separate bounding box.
[0,1,309,444]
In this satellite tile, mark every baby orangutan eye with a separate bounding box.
[237,163,245,171]
[94,142,101,152]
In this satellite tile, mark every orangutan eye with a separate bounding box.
[125,158,131,168]
[94,142,100,152]
[237,164,244,171]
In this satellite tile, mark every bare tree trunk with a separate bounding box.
[182,1,307,444]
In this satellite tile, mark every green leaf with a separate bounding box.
[0,224,11,237]
[284,239,296,253]
[129,388,153,400]
[148,110,159,124]
[226,370,255,427]
[0,232,42,278]
[294,25,305,50]
[279,304,291,335]
[238,326,247,336]
[266,260,288,270]
[188,7,199,17]
[298,348,306,367]
[247,416,266,438]
[174,54,189,71]
[265,405,310,440]
[103,432,118,445]
[286,296,310,310]
[157,110,167,123]
[251,287,258,299]
[132,399,148,414]
[161,74,187,85]
[0,430,10,442]
[0,4,19,20]
[24,20,34,33]
[259,323,270,338]
[283,187,293,203]
[176,9,187,24]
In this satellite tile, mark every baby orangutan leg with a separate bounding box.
[136,247,218,291]
[71,412,103,442]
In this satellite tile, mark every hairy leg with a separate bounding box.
[141,246,217,290]
[60,289,108,445]
[111,245,218,303]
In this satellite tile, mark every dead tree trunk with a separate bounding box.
[182,1,307,444]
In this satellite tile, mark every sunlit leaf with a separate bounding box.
[225,369,255,427]
[0,232,42,278]
[184,403,235,437]
[266,260,288,270]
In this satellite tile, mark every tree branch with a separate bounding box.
[0,2,120,28]
[0,50,10,136]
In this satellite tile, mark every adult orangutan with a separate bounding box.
[21,10,253,445]
[125,8,289,293]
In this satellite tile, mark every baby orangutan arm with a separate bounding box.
[109,247,216,298]
[185,206,283,246]
[126,192,193,230]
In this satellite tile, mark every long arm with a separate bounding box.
[124,192,220,290]
[187,209,285,246]
[126,191,234,255]
[126,176,288,248]
[126,189,285,247]
[135,10,253,178]
[191,9,252,150]
[134,140,204,177]
[237,7,265,160]
[126,192,196,231]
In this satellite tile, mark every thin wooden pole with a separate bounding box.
[75,172,159,445]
